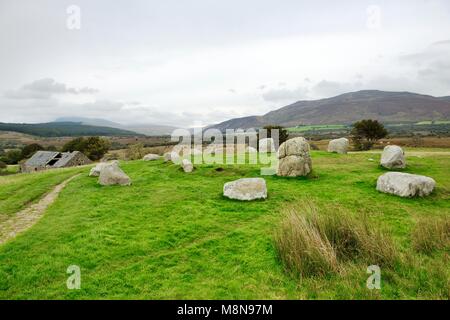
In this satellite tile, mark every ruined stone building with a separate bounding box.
[21,151,92,173]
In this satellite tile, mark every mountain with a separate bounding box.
[0,122,140,137]
[209,90,450,131]
[54,117,177,136]
[54,117,122,128]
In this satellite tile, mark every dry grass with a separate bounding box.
[274,201,398,277]
[412,216,450,254]
[274,204,339,277]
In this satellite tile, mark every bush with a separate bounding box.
[21,143,44,159]
[62,136,110,161]
[351,119,388,151]
[0,160,6,170]
[412,216,450,254]
[0,149,23,164]
[262,125,289,147]
[274,201,398,277]
[125,143,146,160]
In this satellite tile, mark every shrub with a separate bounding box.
[351,119,388,151]
[21,143,44,159]
[262,125,289,147]
[0,160,6,170]
[62,136,110,161]
[274,201,398,277]
[0,149,23,164]
[125,143,146,160]
[412,216,450,254]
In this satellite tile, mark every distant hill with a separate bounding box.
[209,90,450,131]
[54,117,177,136]
[0,122,141,137]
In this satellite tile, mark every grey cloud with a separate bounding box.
[4,78,99,100]
[262,87,309,103]
[312,80,362,98]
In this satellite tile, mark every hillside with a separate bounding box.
[54,117,177,136]
[0,122,141,137]
[0,152,449,299]
[210,90,450,131]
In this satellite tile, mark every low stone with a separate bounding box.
[380,145,406,169]
[181,159,194,172]
[143,153,160,161]
[223,178,267,201]
[89,160,119,177]
[98,163,131,186]
[327,138,349,154]
[163,152,172,162]
[170,151,181,164]
[376,172,435,197]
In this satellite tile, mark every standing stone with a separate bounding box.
[376,172,435,197]
[170,151,181,164]
[98,163,131,186]
[380,145,406,169]
[277,137,312,177]
[143,154,160,161]
[259,138,276,153]
[327,138,349,154]
[163,152,172,162]
[89,160,119,177]
[223,178,267,201]
[181,159,194,172]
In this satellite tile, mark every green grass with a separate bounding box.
[0,165,19,176]
[287,125,347,132]
[0,152,449,299]
[0,166,87,218]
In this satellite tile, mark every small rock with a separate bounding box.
[170,151,181,164]
[89,160,119,177]
[327,138,349,154]
[163,152,172,162]
[98,163,131,186]
[376,172,435,197]
[181,159,194,172]
[223,178,267,201]
[143,153,160,161]
[381,145,406,169]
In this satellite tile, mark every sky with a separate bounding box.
[1,0,450,127]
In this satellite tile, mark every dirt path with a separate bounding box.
[0,174,80,245]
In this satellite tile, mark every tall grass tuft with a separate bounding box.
[412,216,450,254]
[274,201,398,277]
[274,204,339,277]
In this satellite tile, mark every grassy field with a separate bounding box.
[0,151,448,299]
[0,166,87,222]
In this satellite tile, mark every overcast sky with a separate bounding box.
[1,0,450,127]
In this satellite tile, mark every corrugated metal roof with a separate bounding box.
[24,150,83,167]
[53,151,80,167]
[24,151,61,167]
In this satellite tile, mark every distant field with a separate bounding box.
[0,150,448,299]
[416,121,450,125]
[287,125,348,132]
